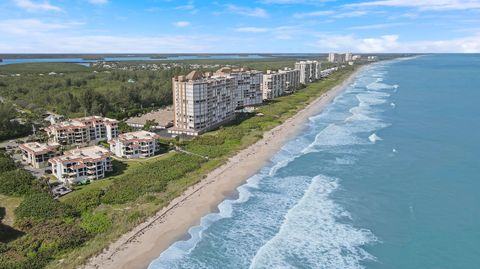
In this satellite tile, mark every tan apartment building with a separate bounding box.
[215,67,263,107]
[45,116,119,145]
[109,130,160,158]
[19,142,60,169]
[49,145,113,185]
[262,70,287,100]
[294,60,321,84]
[170,71,236,136]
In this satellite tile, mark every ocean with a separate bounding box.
[148,54,480,269]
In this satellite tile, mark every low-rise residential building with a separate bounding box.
[19,142,60,168]
[319,67,339,78]
[294,60,321,84]
[46,116,119,145]
[215,67,263,107]
[170,71,236,136]
[49,146,113,184]
[262,70,286,100]
[109,130,160,158]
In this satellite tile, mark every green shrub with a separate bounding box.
[62,188,104,212]
[101,153,205,204]
[0,155,16,173]
[0,169,36,196]
[126,211,146,224]
[80,212,112,235]
[15,192,77,220]
[0,219,88,269]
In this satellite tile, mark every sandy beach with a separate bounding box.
[83,66,365,269]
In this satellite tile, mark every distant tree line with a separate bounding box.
[0,67,191,121]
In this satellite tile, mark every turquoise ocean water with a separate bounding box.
[149,54,480,269]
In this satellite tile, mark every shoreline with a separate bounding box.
[83,65,366,269]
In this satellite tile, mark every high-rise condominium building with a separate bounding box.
[328,53,349,63]
[294,60,321,84]
[262,70,286,100]
[45,116,119,145]
[170,71,236,136]
[280,68,301,93]
[215,67,263,107]
[345,53,353,61]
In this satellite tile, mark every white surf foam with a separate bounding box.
[249,175,377,269]
[368,133,382,143]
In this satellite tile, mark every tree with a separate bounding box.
[0,169,36,196]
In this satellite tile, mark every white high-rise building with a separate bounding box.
[345,53,353,61]
[170,71,236,136]
[214,67,263,107]
[262,70,286,100]
[294,60,321,84]
[279,68,300,93]
[328,53,350,63]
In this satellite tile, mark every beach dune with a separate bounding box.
[83,67,364,269]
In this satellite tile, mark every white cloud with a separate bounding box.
[235,27,270,33]
[175,0,198,13]
[333,11,368,18]
[293,10,334,18]
[13,0,62,12]
[234,25,299,40]
[313,33,480,52]
[345,0,480,11]
[349,22,406,30]
[88,0,109,5]
[173,21,191,27]
[225,4,269,18]
[260,0,330,4]
[0,31,218,53]
[0,19,80,35]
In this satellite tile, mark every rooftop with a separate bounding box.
[50,145,111,164]
[19,142,60,154]
[112,130,159,143]
[47,116,118,130]
[125,108,174,128]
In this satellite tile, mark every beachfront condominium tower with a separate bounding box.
[45,116,119,145]
[279,68,301,93]
[328,53,348,63]
[262,70,287,100]
[214,67,263,107]
[170,71,236,136]
[295,60,321,84]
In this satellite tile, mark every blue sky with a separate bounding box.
[1,0,479,53]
